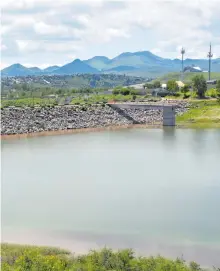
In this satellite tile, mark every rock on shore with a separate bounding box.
[1,102,188,135]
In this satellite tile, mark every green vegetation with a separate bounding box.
[181,84,190,99]
[1,74,146,93]
[206,88,218,98]
[177,100,220,128]
[144,80,161,89]
[1,243,212,271]
[216,80,220,101]
[1,93,154,108]
[192,75,207,98]
[70,94,135,105]
[158,75,220,100]
[167,80,179,92]
[1,97,57,107]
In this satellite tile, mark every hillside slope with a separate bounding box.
[2,52,220,77]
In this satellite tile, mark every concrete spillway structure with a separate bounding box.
[108,103,176,126]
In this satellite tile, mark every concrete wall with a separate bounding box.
[109,103,176,126]
[163,106,175,126]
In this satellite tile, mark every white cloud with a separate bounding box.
[1,0,220,67]
[0,44,7,51]
[16,40,29,50]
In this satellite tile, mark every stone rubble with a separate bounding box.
[1,101,189,135]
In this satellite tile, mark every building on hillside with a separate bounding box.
[162,83,167,89]
[206,79,217,85]
[183,66,203,72]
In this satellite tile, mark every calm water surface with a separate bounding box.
[1,128,220,266]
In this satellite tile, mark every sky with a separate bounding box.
[1,0,220,69]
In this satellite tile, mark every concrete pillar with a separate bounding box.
[163,106,175,126]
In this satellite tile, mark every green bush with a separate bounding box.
[167,80,179,92]
[192,75,207,98]
[183,93,191,99]
[120,88,130,96]
[206,88,217,98]
[1,98,57,108]
[1,244,208,271]
[112,89,120,95]
[130,89,139,95]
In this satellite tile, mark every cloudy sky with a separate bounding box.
[1,0,220,69]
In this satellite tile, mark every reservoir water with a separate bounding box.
[1,128,220,266]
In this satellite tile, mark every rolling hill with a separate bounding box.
[43,66,60,73]
[84,56,110,70]
[1,51,220,77]
[1,64,37,77]
[52,59,99,75]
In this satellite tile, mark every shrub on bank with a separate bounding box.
[1,244,210,271]
[206,88,217,98]
[1,98,57,108]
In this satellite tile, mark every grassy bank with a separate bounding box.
[177,100,220,128]
[1,243,209,271]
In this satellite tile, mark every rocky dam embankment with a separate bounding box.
[1,102,188,135]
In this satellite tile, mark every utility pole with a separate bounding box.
[207,43,213,81]
[180,47,185,81]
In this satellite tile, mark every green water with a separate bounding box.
[1,128,220,265]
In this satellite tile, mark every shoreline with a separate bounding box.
[1,123,162,140]
[1,102,189,138]
[2,122,220,140]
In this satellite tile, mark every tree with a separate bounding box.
[112,88,120,95]
[153,80,161,88]
[167,80,179,92]
[144,83,154,89]
[192,75,207,98]
[181,84,190,98]
[71,89,77,94]
[130,89,138,95]
[21,83,29,91]
[120,88,130,95]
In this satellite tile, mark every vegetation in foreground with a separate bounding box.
[1,243,215,271]
[177,100,220,128]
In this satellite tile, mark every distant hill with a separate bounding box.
[84,56,110,70]
[104,65,138,73]
[1,64,36,77]
[43,66,59,73]
[53,59,99,75]
[29,67,42,73]
[106,51,166,69]
[1,51,220,77]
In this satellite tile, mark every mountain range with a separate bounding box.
[1,51,220,77]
